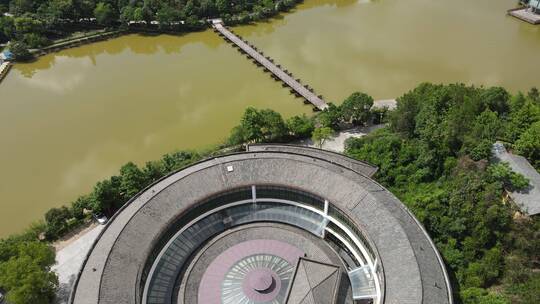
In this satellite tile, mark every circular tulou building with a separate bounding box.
[71,145,453,304]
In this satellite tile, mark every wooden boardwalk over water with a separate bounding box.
[508,7,540,24]
[0,61,11,83]
[211,20,329,111]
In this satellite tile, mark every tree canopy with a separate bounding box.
[0,0,303,56]
[1,84,538,303]
[340,91,373,125]
[0,236,57,304]
[312,126,333,148]
[345,83,540,303]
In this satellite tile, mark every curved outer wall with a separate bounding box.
[71,147,452,304]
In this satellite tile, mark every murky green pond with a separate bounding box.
[0,0,539,236]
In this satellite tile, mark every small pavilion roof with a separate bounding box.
[285,257,341,304]
[492,142,540,215]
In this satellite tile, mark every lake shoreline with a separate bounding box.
[2,0,539,237]
[5,1,305,64]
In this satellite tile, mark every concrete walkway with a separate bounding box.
[53,225,104,304]
[296,124,385,153]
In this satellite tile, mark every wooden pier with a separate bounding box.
[32,30,126,56]
[508,7,540,24]
[211,19,329,111]
[0,61,11,83]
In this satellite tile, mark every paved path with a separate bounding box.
[373,99,397,110]
[53,225,104,304]
[296,125,385,153]
[212,20,328,110]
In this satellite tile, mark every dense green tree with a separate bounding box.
[13,16,41,35]
[94,2,115,26]
[0,0,302,59]
[216,0,231,13]
[389,86,421,138]
[345,83,540,303]
[470,110,501,142]
[514,121,540,169]
[0,239,57,304]
[44,206,71,240]
[487,163,529,191]
[526,87,539,103]
[119,162,146,198]
[345,128,408,185]
[71,195,91,220]
[160,151,200,172]
[481,87,510,115]
[9,0,35,15]
[228,125,247,146]
[505,100,540,142]
[199,0,217,17]
[286,114,314,139]
[340,92,373,125]
[468,139,492,161]
[156,5,177,29]
[0,16,15,41]
[142,160,165,184]
[90,176,123,214]
[238,107,264,142]
[38,0,75,23]
[229,107,287,144]
[23,32,48,48]
[465,109,502,160]
[259,108,287,141]
[316,103,342,130]
[506,272,540,304]
[119,5,135,23]
[461,288,509,304]
[312,126,333,148]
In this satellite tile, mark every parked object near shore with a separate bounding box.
[93,213,108,225]
[508,1,540,24]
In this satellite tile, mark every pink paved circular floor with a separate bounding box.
[198,239,304,304]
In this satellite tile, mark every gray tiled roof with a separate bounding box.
[248,144,379,177]
[285,258,341,304]
[71,146,452,304]
[492,142,540,215]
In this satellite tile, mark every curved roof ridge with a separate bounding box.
[71,148,451,304]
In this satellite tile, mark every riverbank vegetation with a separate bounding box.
[0,227,57,304]
[0,90,378,303]
[0,84,539,303]
[0,0,302,60]
[345,83,540,303]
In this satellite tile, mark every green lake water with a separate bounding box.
[0,0,539,236]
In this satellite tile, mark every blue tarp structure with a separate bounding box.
[1,50,13,60]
